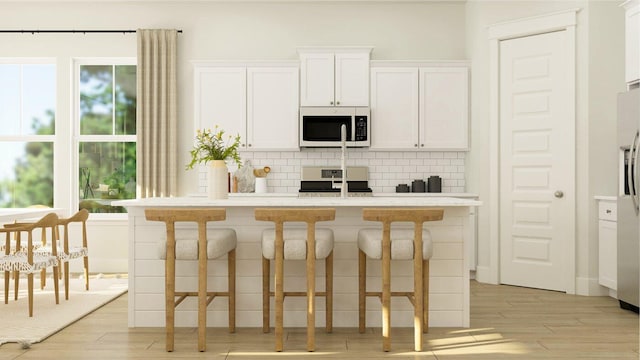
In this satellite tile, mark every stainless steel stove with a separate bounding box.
[298,166,373,197]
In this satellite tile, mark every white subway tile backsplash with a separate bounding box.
[198,150,465,194]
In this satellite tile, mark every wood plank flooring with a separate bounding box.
[0,280,637,359]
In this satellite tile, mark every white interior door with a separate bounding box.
[499,30,574,292]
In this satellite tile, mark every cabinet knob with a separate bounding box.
[414,144,418,147]
[248,144,252,147]
[606,209,612,214]
[330,101,334,105]
[336,101,340,105]
[420,144,424,147]
[554,190,564,198]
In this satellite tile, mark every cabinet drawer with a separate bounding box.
[598,201,617,221]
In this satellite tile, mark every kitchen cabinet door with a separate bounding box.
[597,199,617,291]
[299,49,371,107]
[335,52,370,106]
[247,67,299,150]
[194,66,247,147]
[299,52,334,106]
[625,1,640,85]
[419,67,469,150]
[369,67,419,149]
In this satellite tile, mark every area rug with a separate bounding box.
[0,274,127,345]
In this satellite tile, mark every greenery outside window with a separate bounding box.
[76,62,136,214]
[0,61,55,208]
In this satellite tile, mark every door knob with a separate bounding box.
[554,190,564,198]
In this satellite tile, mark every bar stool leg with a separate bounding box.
[197,223,207,352]
[413,253,423,352]
[358,249,366,333]
[306,240,316,351]
[262,257,270,333]
[228,248,236,333]
[325,251,333,333]
[165,226,176,352]
[275,225,285,352]
[381,224,391,352]
[423,259,430,333]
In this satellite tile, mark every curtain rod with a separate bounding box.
[0,30,183,34]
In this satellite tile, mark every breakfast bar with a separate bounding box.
[115,194,480,329]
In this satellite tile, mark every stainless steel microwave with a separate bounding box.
[299,107,370,147]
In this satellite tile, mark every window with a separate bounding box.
[0,61,55,208]
[76,61,136,213]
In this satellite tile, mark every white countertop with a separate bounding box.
[114,193,481,208]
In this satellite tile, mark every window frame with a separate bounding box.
[72,58,136,219]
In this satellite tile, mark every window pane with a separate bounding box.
[115,65,136,135]
[0,142,54,208]
[0,65,21,135]
[22,64,55,135]
[80,65,113,135]
[0,64,55,136]
[78,141,136,213]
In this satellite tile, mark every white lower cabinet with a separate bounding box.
[194,63,299,151]
[597,198,617,291]
[370,63,469,150]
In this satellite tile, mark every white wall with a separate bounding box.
[465,0,625,295]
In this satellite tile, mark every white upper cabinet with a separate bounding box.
[625,0,640,85]
[194,66,247,147]
[299,48,371,107]
[370,67,419,149]
[247,67,299,150]
[194,62,300,151]
[419,67,469,150]
[370,63,469,150]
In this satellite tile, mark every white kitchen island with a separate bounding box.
[114,194,480,329]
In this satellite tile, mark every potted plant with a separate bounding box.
[186,126,242,199]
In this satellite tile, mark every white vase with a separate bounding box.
[208,160,228,199]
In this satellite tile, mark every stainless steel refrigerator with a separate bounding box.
[617,87,640,312]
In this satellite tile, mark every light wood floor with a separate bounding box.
[1,280,638,359]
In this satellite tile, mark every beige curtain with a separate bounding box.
[136,29,178,198]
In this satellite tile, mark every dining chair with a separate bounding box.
[0,212,60,316]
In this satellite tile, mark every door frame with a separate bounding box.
[486,9,579,294]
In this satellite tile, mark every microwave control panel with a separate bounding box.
[355,116,368,141]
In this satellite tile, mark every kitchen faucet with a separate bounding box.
[341,124,347,198]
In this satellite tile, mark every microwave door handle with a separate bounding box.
[351,118,356,141]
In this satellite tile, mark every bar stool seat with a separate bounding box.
[145,208,236,353]
[358,229,433,260]
[358,208,444,352]
[158,228,237,260]
[261,228,334,260]
[255,208,336,352]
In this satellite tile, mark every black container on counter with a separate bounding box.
[396,184,410,193]
[427,176,442,193]
[411,179,426,193]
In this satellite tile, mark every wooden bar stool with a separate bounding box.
[358,208,444,352]
[255,208,335,352]
[145,208,237,352]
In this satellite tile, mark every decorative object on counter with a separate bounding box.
[427,176,442,193]
[411,179,426,193]
[234,160,256,193]
[185,126,242,199]
[395,184,410,193]
[253,166,271,193]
